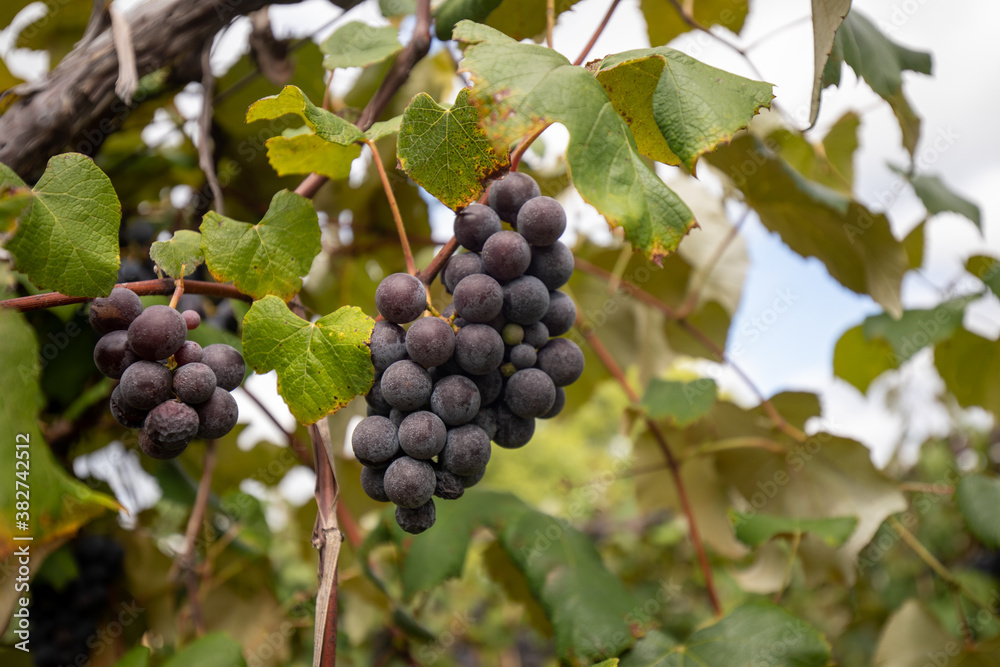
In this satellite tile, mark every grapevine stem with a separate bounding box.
[168,277,185,309]
[509,124,549,172]
[309,420,342,667]
[545,0,555,49]
[366,138,415,275]
[573,0,623,66]
[0,279,251,313]
[415,237,459,286]
[575,316,723,617]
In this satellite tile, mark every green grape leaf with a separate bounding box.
[455,21,695,263]
[435,0,501,40]
[620,603,830,666]
[483,0,581,42]
[595,47,773,171]
[365,115,403,142]
[934,328,1000,417]
[822,111,860,187]
[201,190,321,301]
[956,474,1000,549]
[241,296,375,424]
[162,632,246,667]
[149,230,204,278]
[639,0,748,48]
[4,153,121,297]
[321,22,402,70]
[967,256,1000,300]
[861,294,975,364]
[903,219,925,269]
[896,169,982,230]
[641,377,716,426]
[109,647,151,667]
[832,324,895,393]
[808,0,852,126]
[873,599,957,667]
[246,85,363,179]
[730,512,858,548]
[397,88,510,210]
[380,0,416,17]
[707,133,908,316]
[0,308,118,560]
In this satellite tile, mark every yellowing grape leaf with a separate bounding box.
[397,88,510,210]
[241,296,375,424]
[967,255,1000,300]
[149,229,204,278]
[639,0,749,48]
[4,153,121,297]
[201,190,321,301]
[321,22,402,70]
[933,328,1000,417]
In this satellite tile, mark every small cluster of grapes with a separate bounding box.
[356,172,584,534]
[90,287,244,459]
[31,536,124,667]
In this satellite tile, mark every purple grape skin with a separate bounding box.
[380,360,433,411]
[366,374,392,415]
[182,310,201,330]
[201,344,245,391]
[443,252,485,293]
[94,330,139,379]
[383,456,436,508]
[510,343,537,369]
[502,275,550,325]
[389,407,409,428]
[89,287,143,335]
[523,321,549,348]
[493,404,535,449]
[471,406,498,440]
[375,272,427,324]
[397,411,448,459]
[172,362,217,404]
[139,427,188,460]
[361,466,390,502]
[440,425,492,475]
[488,172,541,224]
[110,385,147,428]
[454,203,502,252]
[174,340,203,367]
[454,324,504,375]
[470,369,503,405]
[119,360,172,410]
[516,196,567,246]
[504,368,556,418]
[481,231,531,282]
[370,321,408,371]
[194,387,239,439]
[145,400,200,449]
[396,499,436,534]
[541,291,577,337]
[430,375,481,426]
[461,468,486,488]
[351,415,400,468]
[540,386,566,419]
[405,317,456,368]
[127,305,188,360]
[526,241,574,290]
[453,273,504,324]
[536,338,585,386]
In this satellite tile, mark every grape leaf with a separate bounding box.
[933,328,1000,417]
[150,229,204,278]
[434,0,581,41]
[730,512,858,547]
[595,47,773,171]
[903,220,925,269]
[808,0,852,126]
[321,22,402,70]
[455,22,695,263]
[620,603,830,666]
[639,0,748,48]
[956,474,1000,549]
[365,115,402,142]
[894,168,982,230]
[832,325,895,393]
[4,153,121,297]
[241,296,375,424]
[435,0,501,40]
[246,85,362,179]
[397,88,510,210]
[873,599,957,667]
[109,647,151,667]
[162,632,245,667]
[201,190,321,301]
[861,294,976,364]
[641,377,716,426]
[966,255,1000,300]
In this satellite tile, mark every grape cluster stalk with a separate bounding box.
[357,172,584,534]
[90,288,244,459]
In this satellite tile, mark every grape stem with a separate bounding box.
[415,236,459,286]
[575,315,723,617]
[573,0,623,66]
[168,277,185,309]
[366,138,416,275]
[309,419,342,667]
[0,279,251,313]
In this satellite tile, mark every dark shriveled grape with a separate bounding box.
[443,252,484,293]
[504,368,556,418]
[381,360,433,411]
[127,305,187,360]
[145,400,199,450]
[172,362,217,405]
[370,321,408,371]
[174,340,203,367]
[510,343,537,369]
[453,273,504,323]
[494,404,535,449]
[541,290,577,337]
[516,196,566,246]
[440,424,492,475]
[470,369,503,405]
[397,411,447,459]
[94,330,138,379]
[430,375,481,426]
[502,275,550,325]
[396,499,436,534]
[351,415,400,467]
[119,361,172,410]
[110,385,147,428]
[89,287,143,335]
[405,316,456,368]
[488,172,541,223]
[454,324,504,375]
[537,338,585,386]
[375,272,427,324]
[522,321,549,349]
[540,386,566,419]
[361,466,390,502]
[482,231,531,282]
[201,344,245,391]
[383,456,436,508]
[194,387,239,439]
[434,467,465,500]
[454,203,502,252]
[526,241,574,290]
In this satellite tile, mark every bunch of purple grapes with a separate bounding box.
[357,172,584,534]
[89,288,244,459]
